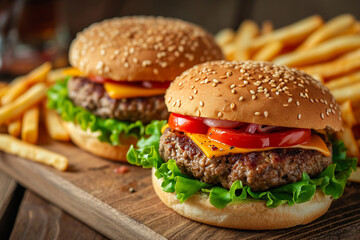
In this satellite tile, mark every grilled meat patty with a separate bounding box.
[159,128,332,191]
[67,77,169,123]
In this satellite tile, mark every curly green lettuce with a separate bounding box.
[127,130,357,209]
[47,78,157,145]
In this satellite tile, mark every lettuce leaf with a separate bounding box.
[127,129,357,209]
[47,78,153,145]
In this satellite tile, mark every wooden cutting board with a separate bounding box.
[0,132,359,240]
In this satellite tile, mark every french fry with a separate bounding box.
[274,35,360,67]
[0,134,68,171]
[0,83,48,125]
[222,42,237,60]
[330,82,360,102]
[44,106,70,141]
[253,41,283,61]
[0,83,9,104]
[302,49,360,78]
[46,67,69,84]
[261,20,273,35]
[349,167,360,183]
[311,74,324,84]
[326,71,360,90]
[249,15,323,50]
[234,20,259,60]
[296,14,356,51]
[341,101,357,127]
[341,125,359,157]
[215,28,236,47]
[1,62,51,105]
[8,119,22,138]
[21,106,39,144]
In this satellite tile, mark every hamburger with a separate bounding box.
[127,60,357,229]
[47,16,224,161]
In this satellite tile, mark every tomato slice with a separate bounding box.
[207,127,311,149]
[168,113,208,134]
[88,76,170,89]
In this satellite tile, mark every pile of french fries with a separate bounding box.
[0,63,70,171]
[216,14,360,181]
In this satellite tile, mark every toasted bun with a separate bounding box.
[152,168,332,230]
[69,16,224,82]
[165,60,342,131]
[63,121,137,162]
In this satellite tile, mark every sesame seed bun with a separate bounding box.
[63,121,137,162]
[152,168,332,230]
[69,16,224,82]
[165,60,342,131]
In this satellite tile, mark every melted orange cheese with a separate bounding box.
[161,124,330,158]
[104,82,166,99]
[62,68,85,77]
[63,67,166,99]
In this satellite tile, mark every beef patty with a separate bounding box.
[67,77,169,123]
[159,128,332,191]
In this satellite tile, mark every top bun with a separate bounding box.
[69,16,224,82]
[165,60,342,131]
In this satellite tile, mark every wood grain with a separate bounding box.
[0,171,17,220]
[10,191,107,240]
[0,132,359,239]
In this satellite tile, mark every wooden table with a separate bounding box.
[1,133,360,240]
[0,171,107,239]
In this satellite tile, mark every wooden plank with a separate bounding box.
[0,171,17,220]
[10,191,107,240]
[0,132,359,239]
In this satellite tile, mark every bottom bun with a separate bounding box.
[152,168,332,230]
[63,121,137,162]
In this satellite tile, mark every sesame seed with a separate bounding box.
[239,96,244,101]
[217,112,223,117]
[283,104,288,107]
[321,113,325,119]
[296,101,300,106]
[231,89,236,94]
[264,111,268,118]
[288,97,293,103]
[199,101,204,107]
[250,90,255,94]
[219,75,227,79]
[189,95,194,100]
[213,79,219,84]
[252,95,256,100]
[230,103,235,110]
[230,84,236,89]
[298,114,301,120]
[167,97,172,103]
[194,89,198,94]
[254,112,261,116]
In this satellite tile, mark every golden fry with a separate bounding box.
[296,14,356,51]
[349,167,360,183]
[261,20,273,35]
[302,49,360,78]
[234,20,259,60]
[326,71,360,90]
[8,119,21,138]
[330,82,360,102]
[249,15,323,50]
[341,101,357,127]
[215,28,236,47]
[222,42,237,60]
[21,106,39,144]
[1,62,51,105]
[0,83,48,125]
[44,107,70,141]
[340,125,359,157]
[274,35,360,67]
[0,134,68,171]
[253,41,283,61]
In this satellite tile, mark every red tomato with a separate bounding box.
[207,127,311,149]
[168,113,208,134]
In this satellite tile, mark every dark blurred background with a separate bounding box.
[0,0,359,77]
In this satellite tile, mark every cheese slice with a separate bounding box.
[62,67,166,99]
[162,124,330,158]
[62,68,85,77]
[104,82,166,99]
